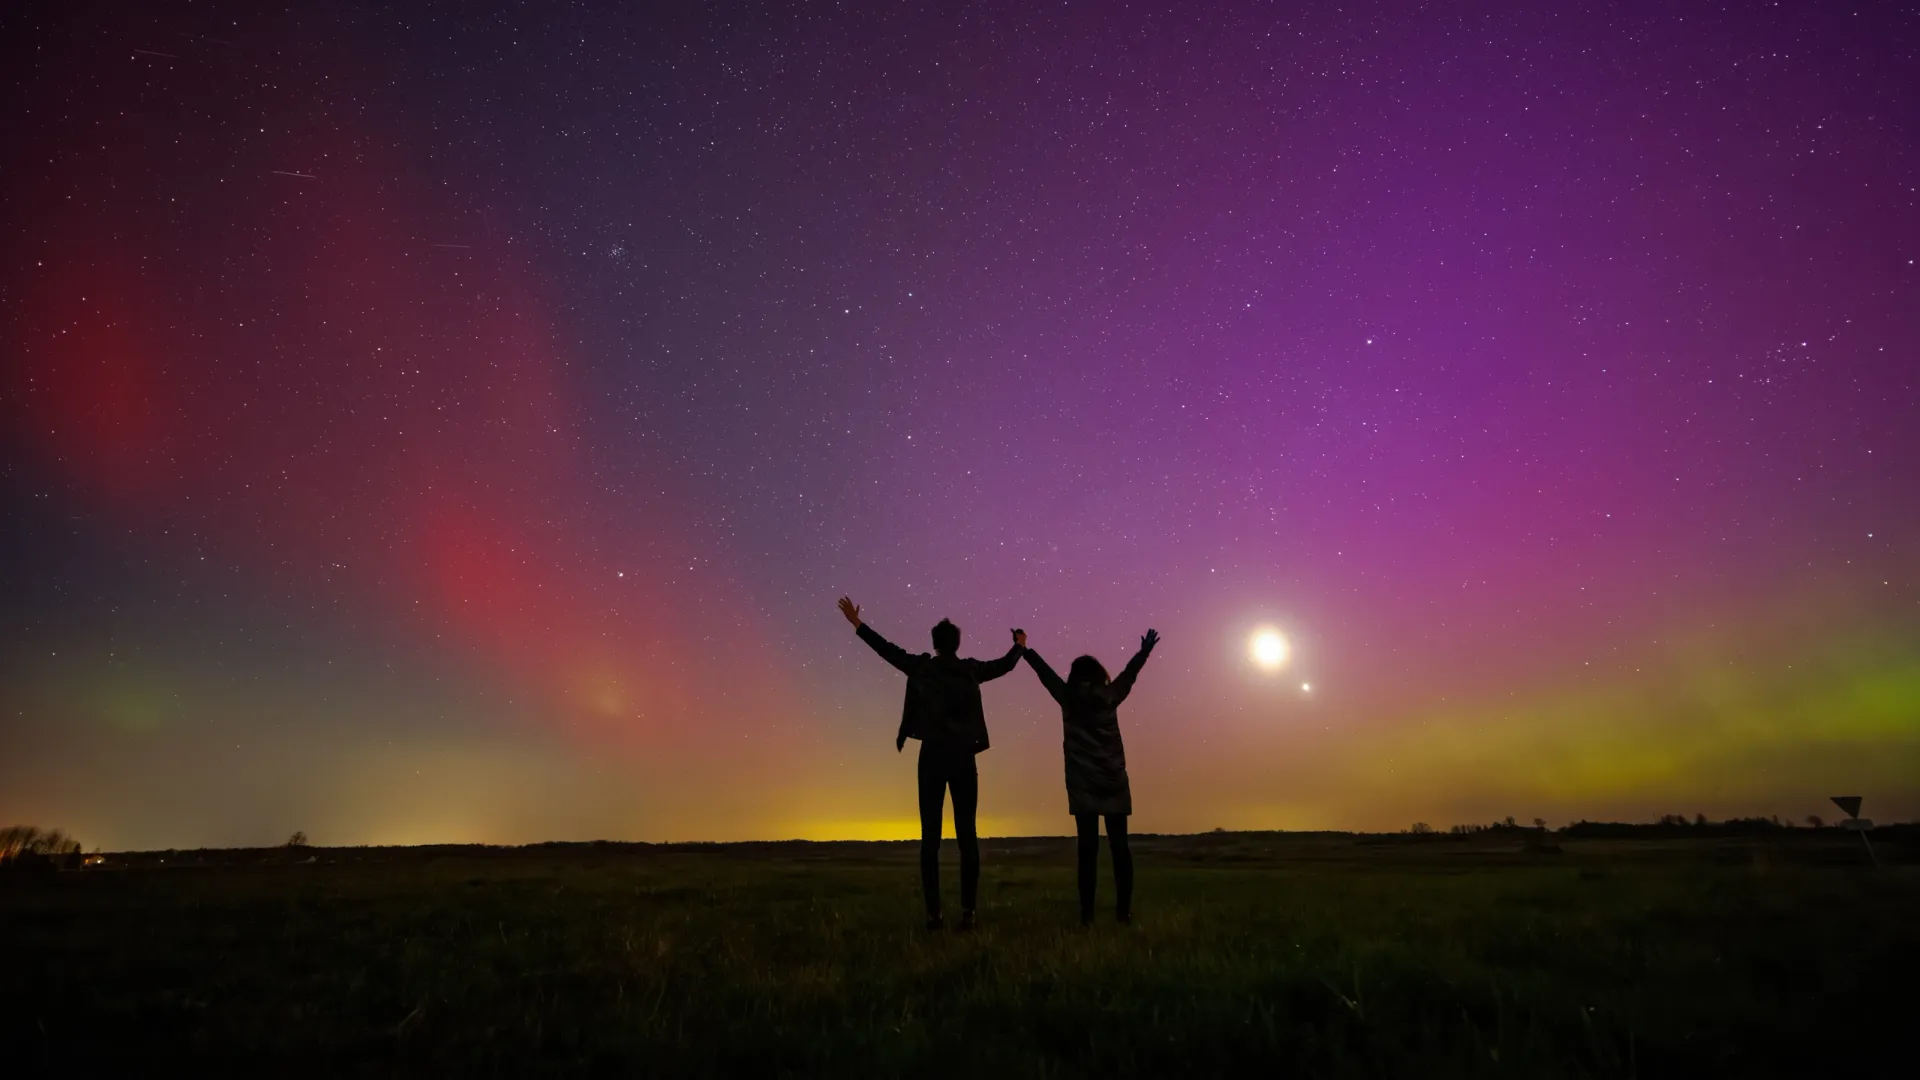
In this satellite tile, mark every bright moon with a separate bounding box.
[1249,629,1290,670]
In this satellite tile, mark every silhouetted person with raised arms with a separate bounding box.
[838,596,1026,931]
[1023,628,1158,925]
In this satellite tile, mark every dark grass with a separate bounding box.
[3,832,1914,1076]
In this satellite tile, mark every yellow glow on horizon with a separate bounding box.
[779,817,1027,842]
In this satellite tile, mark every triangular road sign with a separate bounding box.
[1830,796,1863,819]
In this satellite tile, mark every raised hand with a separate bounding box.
[1011,627,1027,649]
[837,596,863,628]
[1141,628,1159,653]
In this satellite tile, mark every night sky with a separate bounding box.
[4,1,1916,850]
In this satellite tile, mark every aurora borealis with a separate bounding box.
[3,1,1916,849]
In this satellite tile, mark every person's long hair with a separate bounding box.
[1067,655,1109,687]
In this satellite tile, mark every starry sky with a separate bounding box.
[3,1,1916,850]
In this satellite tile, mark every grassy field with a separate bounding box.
[2,831,1914,1076]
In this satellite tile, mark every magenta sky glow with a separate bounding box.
[3,1,1916,848]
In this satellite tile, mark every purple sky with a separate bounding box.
[3,1,1916,848]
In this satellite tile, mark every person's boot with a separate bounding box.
[1079,908,1095,927]
[925,913,945,932]
[956,909,976,933]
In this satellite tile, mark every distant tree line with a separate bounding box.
[1402,813,1865,838]
[1405,817,1543,836]
[1560,814,1814,838]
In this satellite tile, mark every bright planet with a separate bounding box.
[1249,629,1290,671]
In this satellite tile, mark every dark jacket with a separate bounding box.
[855,623,1024,752]
[1025,644,1151,816]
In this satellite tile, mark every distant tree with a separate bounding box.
[285,831,309,848]
[1533,817,1548,830]
[1503,816,1517,828]
[1693,813,1707,827]
[1657,814,1688,827]
[0,825,38,860]
[1409,822,1433,835]
[1,825,81,859]
[1806,815,1824,829]
[0,825,83,869]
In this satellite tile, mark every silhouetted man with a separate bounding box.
[838,596,1025,930]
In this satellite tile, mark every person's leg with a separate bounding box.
[917,747,947,924]
[951,755,980,922]
[1107,814,1134,922]
[1075,813,1100,923]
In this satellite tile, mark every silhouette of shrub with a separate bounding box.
[0,825,82,872]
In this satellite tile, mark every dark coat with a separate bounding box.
[1025,645,1151,816]
[855,623,1024,752]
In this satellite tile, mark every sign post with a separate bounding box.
[1829,796,1879,867]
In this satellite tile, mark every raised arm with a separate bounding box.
[1107,628,1158,706]
[1023,648,1070,705]
[968,628,1028,682]
[840,596,920,676]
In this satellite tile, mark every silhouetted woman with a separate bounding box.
[1023,628,1158,924]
